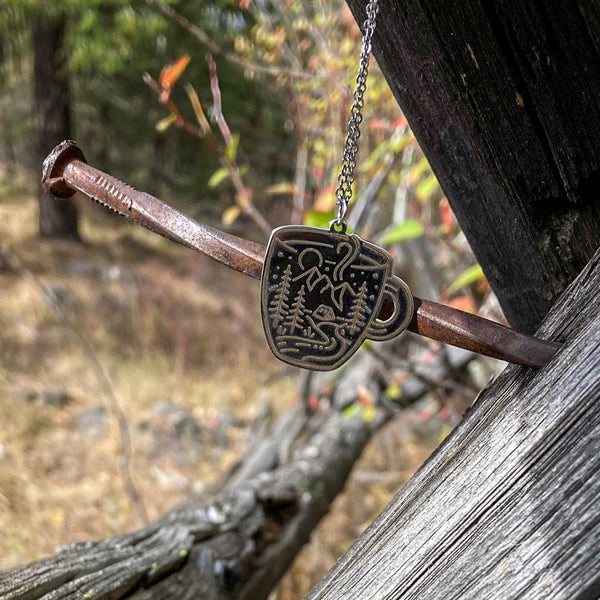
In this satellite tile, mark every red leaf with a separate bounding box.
[439,197,455,234]
[307,394,320,411]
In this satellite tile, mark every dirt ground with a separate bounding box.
[1,187,454,598]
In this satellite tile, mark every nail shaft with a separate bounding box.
[42,141,561,368]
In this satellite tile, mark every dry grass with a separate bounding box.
[0,187,447,596]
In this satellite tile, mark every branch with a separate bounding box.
[144,0,317,81]
[144,69,272,237]
[3,247,147,525]
[0,328,474,600]
[206,55,272,237]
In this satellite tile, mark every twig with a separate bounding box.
[144,0,318,81]
[143,74,218,148]
[4,246,148,524]
[144,69,272,237]
[207,55,272,236]
[367,345,477,399]
[347,153,395,233]
[291,142,308,224]
[207,54,233,147]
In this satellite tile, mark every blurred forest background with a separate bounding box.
[0,1,505,597]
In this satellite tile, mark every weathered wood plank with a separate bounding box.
[305,249,600,599]
[347,0,600,333]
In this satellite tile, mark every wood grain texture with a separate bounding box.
[305,248,600,599]
[347,0,600,333]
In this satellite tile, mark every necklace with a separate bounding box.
[260,0,414,371]
[41,0,561,371]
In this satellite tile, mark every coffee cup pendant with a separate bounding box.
[260,226,414,371]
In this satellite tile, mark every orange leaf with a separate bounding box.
[239,0,251,8]
[445,295,476,313]
[159,55,191,100]
[367,118,388,130]
[392,116,408,130]
[313,183,337,211]
[357,385,375,407]
[298,38,312,52]
[439,197,455,234]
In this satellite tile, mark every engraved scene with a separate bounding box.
[261,228,391,369]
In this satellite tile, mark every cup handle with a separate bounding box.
[366,275,414,341]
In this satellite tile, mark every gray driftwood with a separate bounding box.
[305,249,600,599]
[346,0,600,333]
[0,339,472,600]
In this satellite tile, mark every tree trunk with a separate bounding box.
[306,247,600,600]
[347,0,600,334]
[31,13,79,240]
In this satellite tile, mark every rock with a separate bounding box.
[152,401,202,439]
[101,264,122,281]
[142,400,204,465]
[40,388,72,407]
[64,259,96,276]
[150,465,190,492]
[13,388,72,407]
[0,246,19,273]
[43,283,77,307]
[205,413,244,449]
[77,405,107,435]
[208,419,230,448]
[216,413,244,428]
[151,400,182,418]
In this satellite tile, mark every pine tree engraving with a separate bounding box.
[268,264,292,328]
[346,281,371,335]
[284,284,306,334]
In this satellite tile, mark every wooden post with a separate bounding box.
[347,0,600,333]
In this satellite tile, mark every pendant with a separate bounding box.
[260,225,414,371]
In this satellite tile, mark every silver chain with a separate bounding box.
[332,0,380,232]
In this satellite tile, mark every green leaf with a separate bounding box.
[362,405,376,422]
[155,114,176,133]
[389,131,413,153]
[446,264,485,295]
[207,167,230,188]
[342,404,362,419]
[342,403,376,422]
[303,210,336,229]
[384,383,403,400]
[226,132,240,162]
[362,140,390,171]
[380,220,424,246]
[184,83,210,134]
[415,174,440,202]
[410,156,431,181]
[264,182,297,196]
[222,205,241,226]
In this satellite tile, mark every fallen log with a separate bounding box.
[0,340,473,600]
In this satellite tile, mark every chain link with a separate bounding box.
[332,0,380,232]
